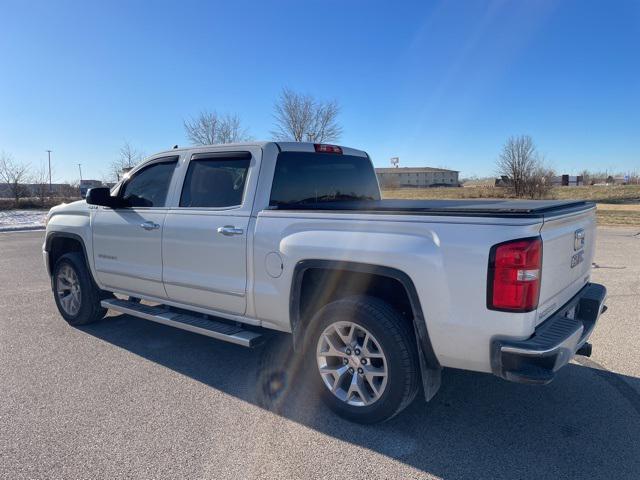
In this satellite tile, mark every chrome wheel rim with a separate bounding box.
[316,321,388,407]
[56,264,81,316]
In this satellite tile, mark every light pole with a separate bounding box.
[46,150,52,193]
[78,163,83,196]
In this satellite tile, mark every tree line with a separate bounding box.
[0,152,82,207]
[495,135,638,198]
[182,87,342,146]
[0,87,343,206]
[2,87,637,206]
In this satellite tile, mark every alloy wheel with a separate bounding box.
[56,264,82,316]
[316,321,388,407]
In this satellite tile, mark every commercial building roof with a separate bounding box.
[375,167,459,173]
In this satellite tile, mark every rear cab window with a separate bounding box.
[269,152,381,207]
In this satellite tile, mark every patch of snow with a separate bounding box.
[0,210,48,232]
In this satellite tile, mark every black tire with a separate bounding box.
[305,295,420,424]
[52,252,108,326]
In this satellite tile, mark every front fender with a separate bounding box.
[44,202,96,282]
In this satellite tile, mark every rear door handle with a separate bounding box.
[217,225,244,236]
[140,221,160,231]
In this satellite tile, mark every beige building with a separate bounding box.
[376,167,459,188]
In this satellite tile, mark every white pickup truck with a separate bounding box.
[44,142,607,423]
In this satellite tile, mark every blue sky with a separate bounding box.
[1,0,638,181]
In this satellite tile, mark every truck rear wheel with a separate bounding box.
[306,296,419,423]
[52,252,107,326]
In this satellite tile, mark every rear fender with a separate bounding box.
[290,259,442,401]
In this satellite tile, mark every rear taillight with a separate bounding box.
[314,144,343,154]
[487,237,542,312]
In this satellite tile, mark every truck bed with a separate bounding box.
[269,199,594,219]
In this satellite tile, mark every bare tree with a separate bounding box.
[120,141,142,168]
[496,135,552,198]
[184,111,250,145]
[578,169,591,185]
[271,88,342,143]
[59,181,81,199]
[31,162,51,205]
[0,152,30,207]
[109,141,143,182]
[523,164,555,199]
[217,114,250,144]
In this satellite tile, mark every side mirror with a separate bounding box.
[86,187,122,208]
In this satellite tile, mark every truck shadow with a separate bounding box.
[80,314,640,480]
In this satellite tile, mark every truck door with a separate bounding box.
[162,151,255,315]
[92,157,179,298]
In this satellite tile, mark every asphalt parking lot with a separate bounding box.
[1,228,639,480]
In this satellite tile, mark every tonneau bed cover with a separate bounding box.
[269,199,594,218]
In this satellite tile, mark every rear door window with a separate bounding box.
[180,153,251,208]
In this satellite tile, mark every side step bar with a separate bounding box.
[101,298,263,347]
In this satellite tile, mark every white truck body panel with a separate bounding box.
[92,208,168,298]
[163,210,250,314]
[252,211,542,372]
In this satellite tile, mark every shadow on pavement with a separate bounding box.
[81,314,640,480]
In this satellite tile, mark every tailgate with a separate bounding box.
[536,206,597,325]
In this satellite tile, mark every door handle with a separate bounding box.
[140,221,160,231]
[217,225,244,236]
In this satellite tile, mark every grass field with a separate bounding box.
[382,185,640,226]
[595,203,640,226]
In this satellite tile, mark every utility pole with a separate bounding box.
[78,163,83,197]
[46,150,52,193]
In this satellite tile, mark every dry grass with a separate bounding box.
[595,204,640,226]
[546,185,640,203]
[382,185,640,203]
[382,185,640,226]
[383,186,509,200]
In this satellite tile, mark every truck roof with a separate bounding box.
[152,142,368,158]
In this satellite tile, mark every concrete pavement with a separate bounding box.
[1,228,639,479]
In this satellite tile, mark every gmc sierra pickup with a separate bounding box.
[44,142,607,423]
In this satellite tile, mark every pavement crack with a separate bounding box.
[592,262,626,269]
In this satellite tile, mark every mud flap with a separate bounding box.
[417,337,442,401]
[413,319,442,402]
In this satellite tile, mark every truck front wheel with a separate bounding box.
[52,252,107,326]
[306,296,420,423]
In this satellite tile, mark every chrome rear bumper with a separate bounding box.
[491,283,607,384]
